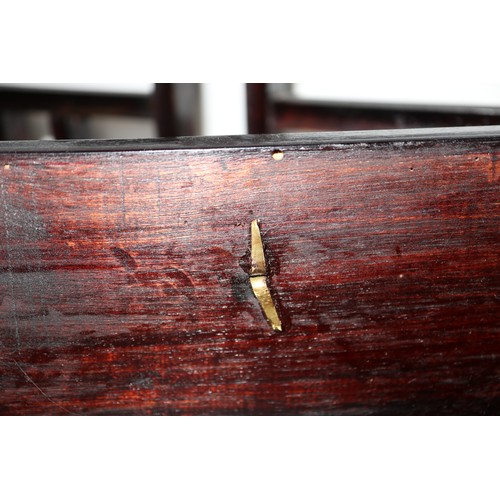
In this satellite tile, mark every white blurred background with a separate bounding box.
[2,83,500,140]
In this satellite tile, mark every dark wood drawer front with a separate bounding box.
[0,130,499,414]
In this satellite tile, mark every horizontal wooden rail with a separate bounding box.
[0,127,499,414]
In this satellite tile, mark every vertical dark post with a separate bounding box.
[153,84,175,137]
[246,83,269,134]
[51,112,72,140]
[154,84,201,137]
[0,112,6,140]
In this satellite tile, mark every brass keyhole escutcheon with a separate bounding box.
[249,219,282,332]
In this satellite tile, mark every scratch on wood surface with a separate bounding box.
[111,246,138,271]
[490,152,499,182]
[119,163,127,227]
[14,361,79,416]
[156,162,162,219]
[0,175,21,353]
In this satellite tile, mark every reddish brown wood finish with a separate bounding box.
[0,128,499,415]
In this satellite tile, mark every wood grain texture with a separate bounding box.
[0,128,499,415]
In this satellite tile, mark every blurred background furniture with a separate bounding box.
[246,83,500,133]
[0,84,201,140]
[3,83,500,140]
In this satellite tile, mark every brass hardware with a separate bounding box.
[249,219,282,332]
[250,219,266,277]
[272,150,284,161]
